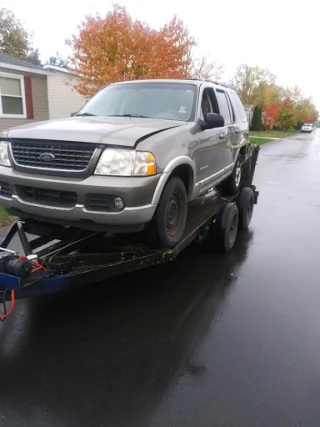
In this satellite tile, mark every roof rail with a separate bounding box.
[142,77,230,88]
[204,79,229,89]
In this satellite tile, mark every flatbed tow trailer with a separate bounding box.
[0,145,260,320]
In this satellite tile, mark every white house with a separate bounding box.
[43,65,87,119]
[0,53,87,131]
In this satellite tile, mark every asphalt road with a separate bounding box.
[1,130,320,427]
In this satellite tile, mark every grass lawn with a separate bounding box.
[0,206,11,219]
[250,130,298,139]
[0,206,15,228]
[250,137,274,145]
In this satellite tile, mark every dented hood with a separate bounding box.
[5,116,186,147]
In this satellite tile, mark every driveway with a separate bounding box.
[0,130,320,427]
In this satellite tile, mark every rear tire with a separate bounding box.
[236,187,254,230]
[154,177,187,248]
[214,203,239,253]
[221,156,242,195]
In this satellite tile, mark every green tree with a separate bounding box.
[27,48,41,65]
[251,105,262,131]
[294,97,317,124]
[0,7,41,64]
[277,100,296,131]
[279,85,302,104]
[278,109,296,130]
[47,51,69,69]
[230,64,276,107]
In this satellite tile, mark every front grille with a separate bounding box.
[16,186,77,208]
[85,194,117,212]
[0,181,12,198]
[11,140,96,171]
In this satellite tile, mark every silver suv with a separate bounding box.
[0,79,250,248]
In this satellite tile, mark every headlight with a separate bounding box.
[0,141,11,167]
[95,149,156,176]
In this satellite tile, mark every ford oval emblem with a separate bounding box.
[40,152,55,162]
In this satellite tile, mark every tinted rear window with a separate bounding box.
[216,90,232,125]
[229,92,248,123]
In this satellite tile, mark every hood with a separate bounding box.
[5,116,186,147]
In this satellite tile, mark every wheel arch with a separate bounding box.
[151,156,196,205]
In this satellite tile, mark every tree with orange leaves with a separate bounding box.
[264,103,279,128]
[66,4,196,98]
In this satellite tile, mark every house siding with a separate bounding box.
[0,67,49,131]
[31,75,49,121]
[47,70,86,119]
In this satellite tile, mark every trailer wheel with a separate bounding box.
[214,203,239,253]
[154,177,187,248]
[236,187,254,230]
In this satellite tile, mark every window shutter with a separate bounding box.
[24,76,34,119]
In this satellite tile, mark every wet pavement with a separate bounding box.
[1,130,320,427]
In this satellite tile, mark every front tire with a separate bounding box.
[154,177,188,248]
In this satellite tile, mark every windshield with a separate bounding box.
[77,82,197,121]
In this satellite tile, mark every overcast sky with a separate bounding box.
[1,0,319,108]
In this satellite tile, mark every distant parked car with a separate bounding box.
[301,123,313,133]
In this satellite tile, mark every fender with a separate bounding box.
[226,138,248,150]
[151,156,196,205]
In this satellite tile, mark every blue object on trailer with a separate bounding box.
[0,274,20,291]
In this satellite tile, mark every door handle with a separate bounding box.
[219,131,227,139]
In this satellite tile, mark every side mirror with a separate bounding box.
[70,111,77,117]
[199,113,225,130]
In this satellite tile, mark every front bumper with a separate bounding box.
[0,167,161,232]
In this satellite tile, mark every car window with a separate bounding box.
[216,90,232,125]
[201,90,213,118]
[225,92,236,123]
[199,87,218,120]
[229,92,248,123]
[76,83,197,122]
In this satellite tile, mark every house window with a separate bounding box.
[0,73,26,118]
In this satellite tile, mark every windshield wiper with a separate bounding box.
[75,112,97,117]
[109,113,150,118]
